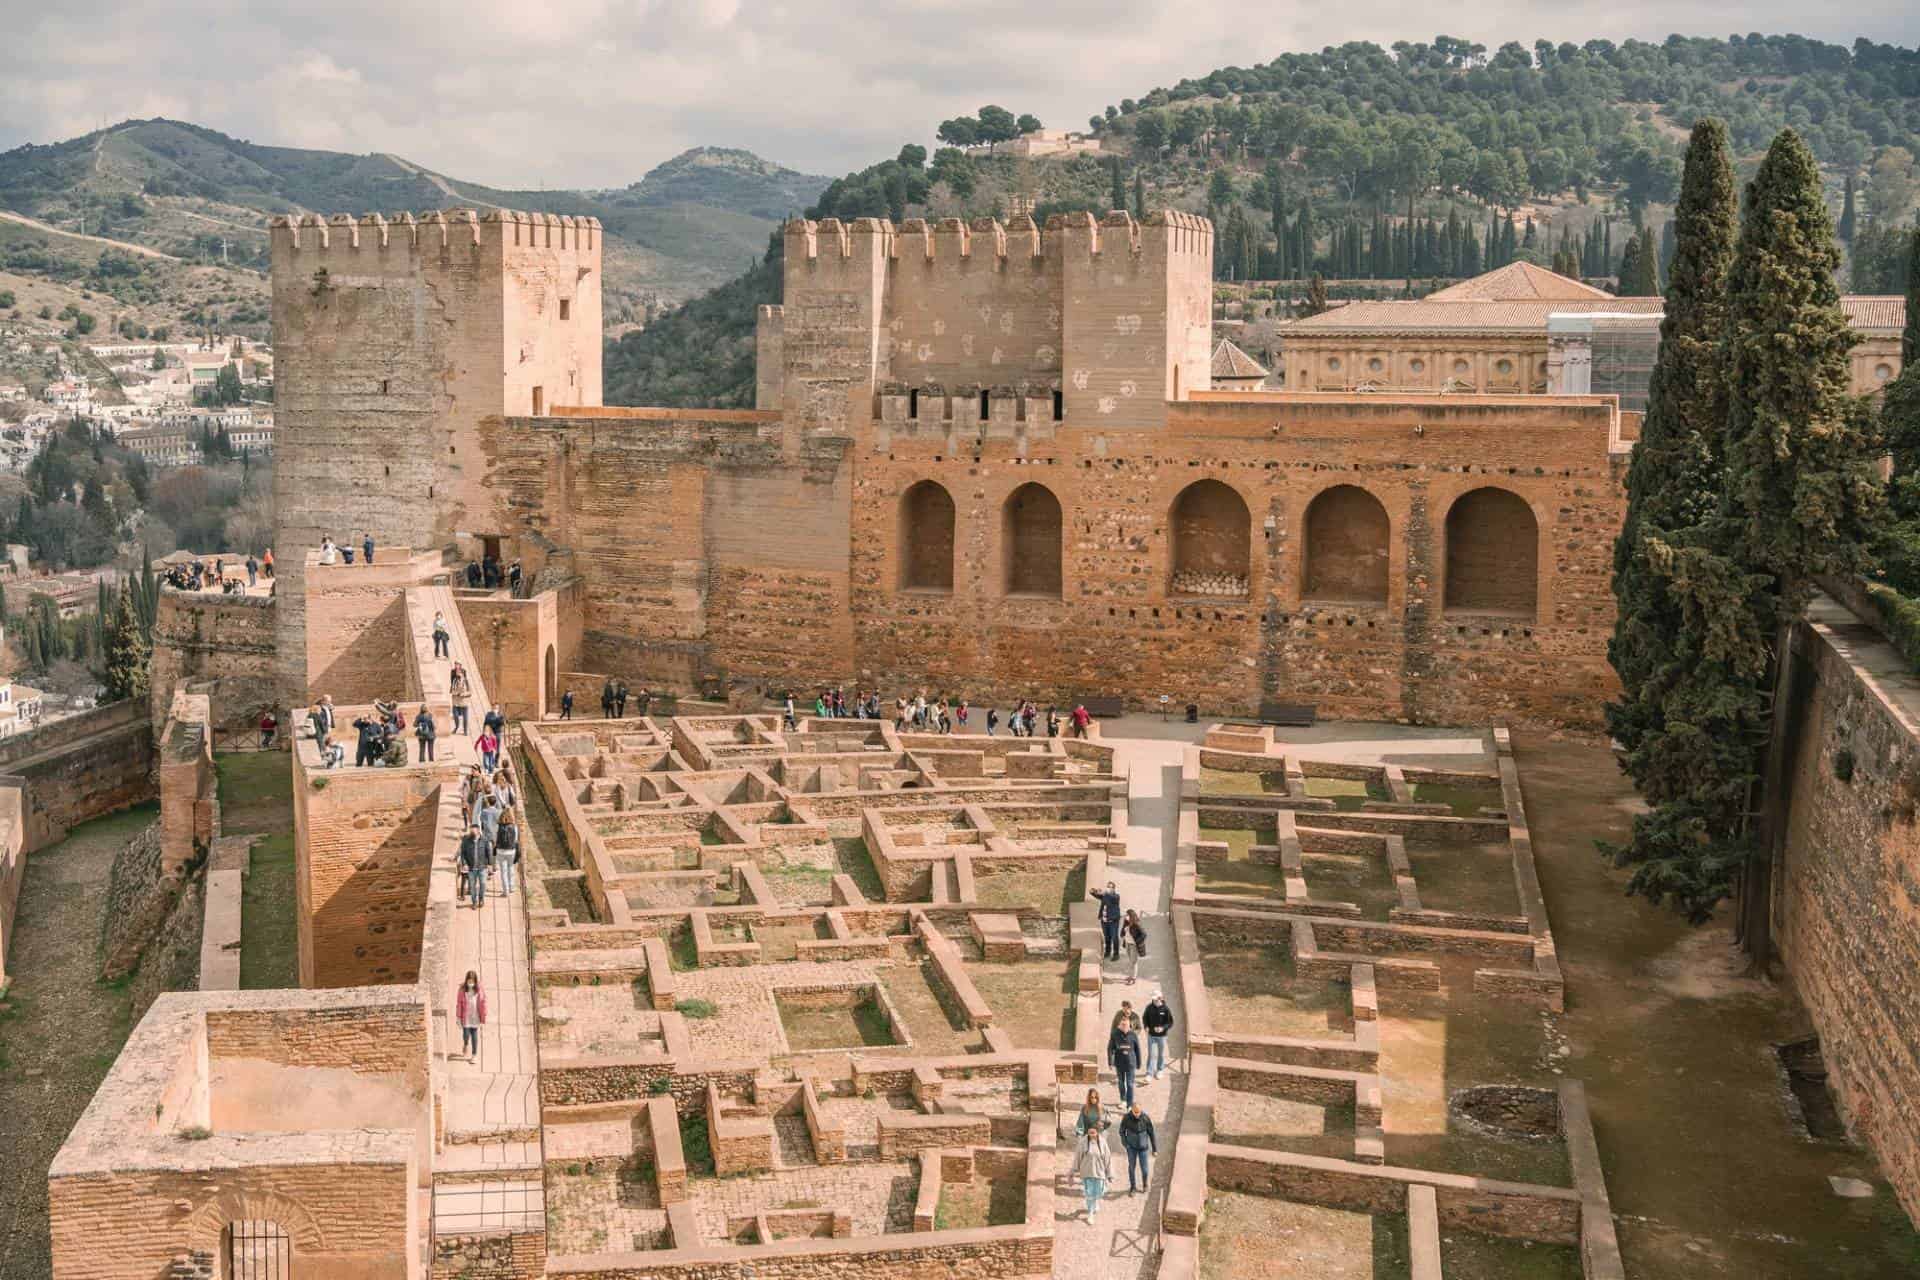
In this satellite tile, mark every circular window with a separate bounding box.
[1453,359,1470,375]
[1410,358,1426,374]
[1367,357,1384,373]
[1877,363,1896,382]
[1328,357,1342,371]
[1495,358,1514,376]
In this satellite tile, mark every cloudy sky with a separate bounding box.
[4,2,1918,189]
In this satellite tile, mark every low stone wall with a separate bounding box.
[0,699,155,854]
[149,590,278,744]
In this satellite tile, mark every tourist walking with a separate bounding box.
[246,554,258,587]
[1071,703,1091,738]
[450,665,471,734]
[1122,909,1148,983]
[477,727,500,775]
[985,707,999,737]
[257,710,276,750]
[261,548,273,579]
[1109,1013,1143,1106]
[1142,989,1174,1082]
[458,825,488,909]
[415,705,437,763]
[495,811,520,896]
[363,533,375,564]
[456,970,486,1059]
[1119,1101,1157,1195]
[432,611,451,658]
[1091,881,1123,960]
[559,689,574,720]
[1071,1088,1104,1188]
[1075,1102,1113,1221]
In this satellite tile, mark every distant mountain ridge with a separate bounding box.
[0,119,831,317]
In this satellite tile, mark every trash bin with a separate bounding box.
[1185,703,1199,723]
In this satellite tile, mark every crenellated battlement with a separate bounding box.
[783,208,1210,267]
[269,209,602,262]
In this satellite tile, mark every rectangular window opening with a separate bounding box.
[1052,389,1064,421]
[532,386,545,416]
[559,298,571,321]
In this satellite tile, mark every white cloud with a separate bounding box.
[1,3,1916,189]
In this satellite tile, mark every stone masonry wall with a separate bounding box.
[0,699,154,853]
[149,591,278,742]
[292,760,441,988]
[1775,604,1920,1222]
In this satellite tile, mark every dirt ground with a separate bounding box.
[1514,731,1920,1278]
[0,804,156,1279]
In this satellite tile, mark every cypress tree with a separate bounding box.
[1838,174,1856,244]
[1877,225,1920,593]
[1109,158,1126,214]
[103,584,150,703]
[1617,128,1881,930]
[1618,228,1661,296]
[1131,171,1146,220]
[1608,118,1737,763]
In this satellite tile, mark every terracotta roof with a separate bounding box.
[1211,338,1269,380]
[1842,296,1906,333]
[1426,261,1614,302]
[1281,298,1664,335]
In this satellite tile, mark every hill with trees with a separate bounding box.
[606,32,1920,407]
[0,120,830,333]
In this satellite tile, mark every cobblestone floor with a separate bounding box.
[544,1167,669,1255]
[686,1163,920,1242]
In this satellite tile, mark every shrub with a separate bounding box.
[1833,748,1856,783]
[675,997,717,1019]
[1866,582,1920,674]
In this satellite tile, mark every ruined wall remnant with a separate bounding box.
[149,591,277,743]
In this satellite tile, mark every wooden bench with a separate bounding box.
[1074,696,1126,718]
[1258,701,1318,727]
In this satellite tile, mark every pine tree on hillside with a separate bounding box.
[1618,228,1662,296]
[1872,224,1920,593]
[103,583,150,703]
[1607,118,1737,765]
[1617,128,1881,931]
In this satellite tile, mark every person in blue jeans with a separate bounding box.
[459,824,487,909]
[1142,990,1174,1081]
[1108,1013,1142,1106]
[495,812,520,895]
[1119,1100,1157,1194]
[1090,881,1122,960]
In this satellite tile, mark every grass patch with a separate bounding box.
[776,992,898,1050]
[934,1176,1025,1229]
[239,832,298,988]
[831,836,886,901]
[679,1114,715,1176]
[675,997,718,1019]
[667,927,699,971]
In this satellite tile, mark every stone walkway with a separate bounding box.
[1053,736,1188,1280]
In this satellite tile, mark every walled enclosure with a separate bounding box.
[150,590,279,741]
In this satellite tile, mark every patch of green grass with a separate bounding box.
[679,1113,715,1176]
[667,927,699,971]
[239,833,298,988]
[676,997,718,1019]
[831,836,886,901]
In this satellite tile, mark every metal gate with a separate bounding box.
[225,1220,290,1279]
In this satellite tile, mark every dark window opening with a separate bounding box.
[908,389,920,420]
[1052,389,1064,421]
[979,390,991,420]
[559,298,571,321]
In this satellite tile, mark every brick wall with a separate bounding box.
[1775,604,1920,1222]
[0,700,154,854]
[149,591,278,742]
[291,761,442,988]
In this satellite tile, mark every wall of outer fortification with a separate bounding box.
[1774,602,1920,1222]
[454,580,582,721]
[149,591,278,742]
[754,305,784,410]
[884,217,1063,392]
[0,700,155,852]
[846,394,1623,725]
[269,209,601,706]
[1059,211,1213,428]
[291,755,441,988]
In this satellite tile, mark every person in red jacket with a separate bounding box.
[456,970,487,1060]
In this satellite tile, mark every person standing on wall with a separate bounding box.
[1072,703,1091,738]
[415,704,437,763]
[1122,909,1148,984]
[495,811,520,896]
[363,533,375,565]
[559,689,574,720]
[262,547,274,579]
[614,680,629,718]
[1091,881,1123,960]
[432,611,451,659]
[449,666,471,734]
[245,554,258,587]
[456,970,486,1059]
[477,727,499,776]
[1119,1101,1157,1196]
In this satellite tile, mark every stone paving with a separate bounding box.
[686,1162,921,1242]
[1052,737,1187,1280]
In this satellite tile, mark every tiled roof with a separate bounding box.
[1281,298,1664,334]
[1426,261,1614,302]
[1211,338,1269,380]
[1843,296,1906,332]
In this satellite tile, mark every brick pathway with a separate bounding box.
[1052,737,1188,1280]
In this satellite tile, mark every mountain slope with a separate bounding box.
[0,119,830,325]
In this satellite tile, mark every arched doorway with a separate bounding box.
[1169,480,1251,598]
[1302,485,1390,604]
[899,480,956,591]
[1444,487,1539,617]
[1001,483,1063,597]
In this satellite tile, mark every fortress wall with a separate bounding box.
[1775,603,1920,1221]
[884,217,1064,391]
[150,591,278,742]
[0,701,155,853]
[292,756,441,989]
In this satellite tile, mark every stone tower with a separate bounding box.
[267,209,602,700]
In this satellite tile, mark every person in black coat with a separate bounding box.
[1090,882,1123,960]
[1118,1101,1157,1194]
[1142,991,1175,1081]
[414,705,437,763]
[1108,1013,1143,1107]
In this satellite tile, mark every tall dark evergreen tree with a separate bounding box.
[1131,172,1146,220]
[1871,225,1920,594]
[1618,128,1881,934]
[1109,158,1126,213]
[1618,227,1661,296]
[1838,173,1857,243]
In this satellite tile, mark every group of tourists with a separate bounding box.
[595,679,649,719]
[1072,988,1176,1219]
[161,550,272,594]
[775,688,1095,740]
[463,554,524,595]
[456,762,522,910]
[317,534,376,566]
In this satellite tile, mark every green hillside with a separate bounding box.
[605,31,1920,408]
[0,119,830,328]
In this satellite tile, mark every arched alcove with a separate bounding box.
[1169,480,1251,598]
[1002,483,1063,597]
[1444,487,1538,616]
[1303,485,1390,603]
[899,480,956,592]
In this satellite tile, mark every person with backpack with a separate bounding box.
[415,704,437,763]
[1119,1101,1157,1196]
[495,811,521,895]
[1142,989,1175,1082]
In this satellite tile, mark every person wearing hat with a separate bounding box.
[1142,989,1174,1082]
